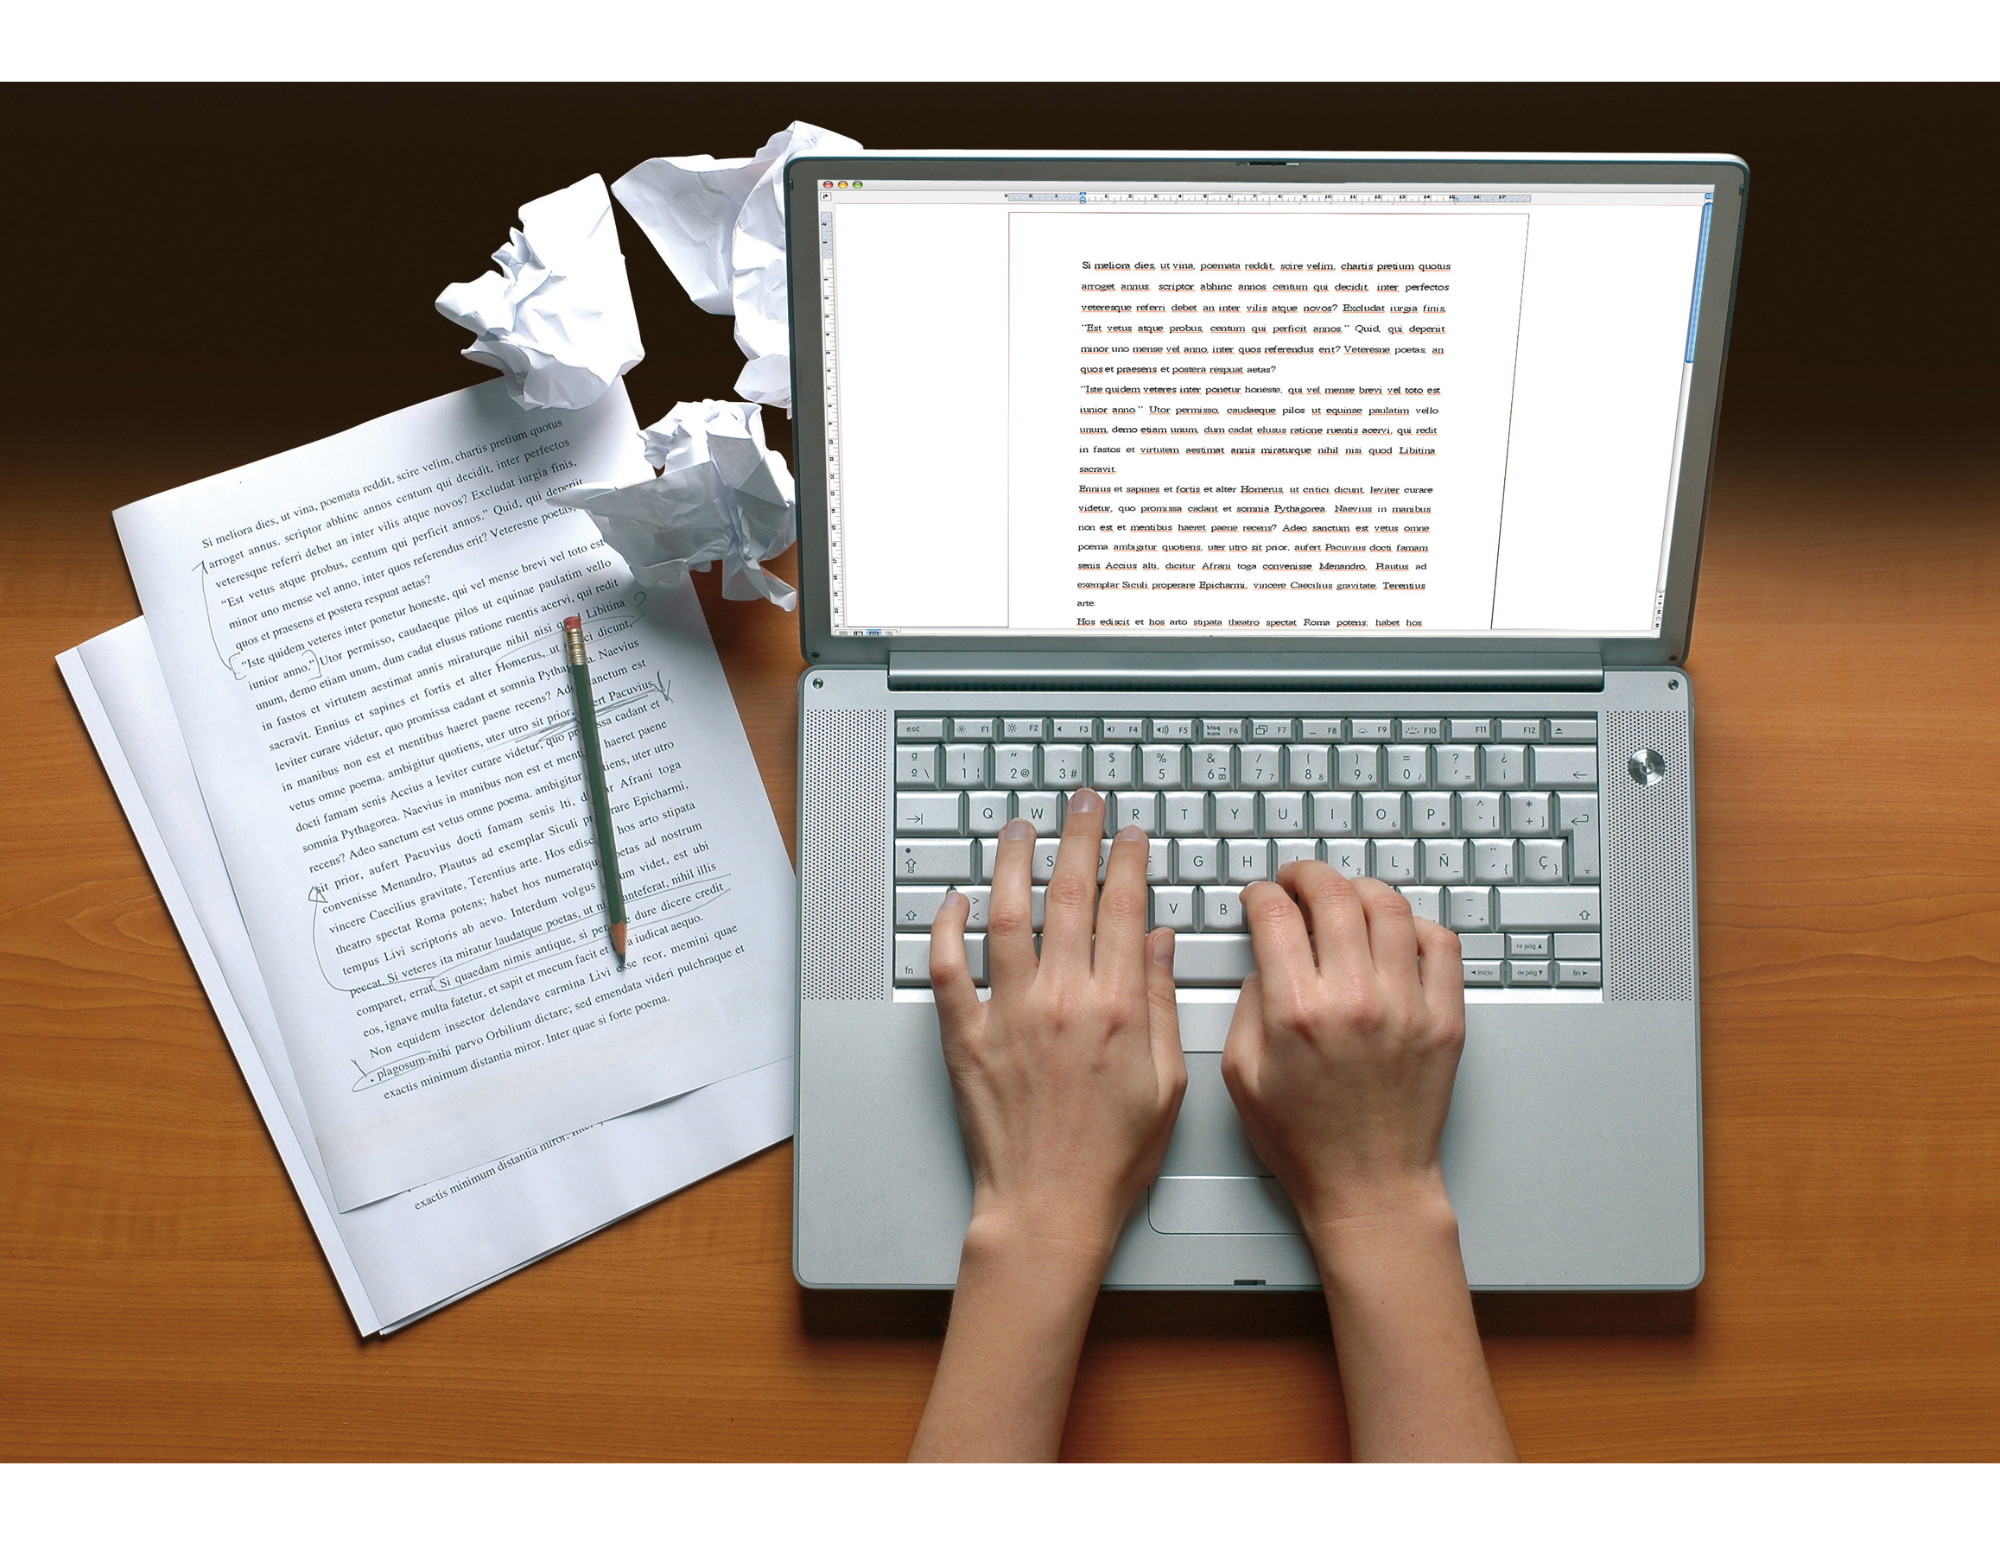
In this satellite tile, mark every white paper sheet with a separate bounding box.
[612,121,862,409]
[114,380,796,1210]
[552,399,799,611]
[62,619,796,1336]
[436,173,645,412]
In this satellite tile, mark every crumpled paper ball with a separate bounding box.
[551,400,798,610]
[612,121,862,411]
[435,172,645,411]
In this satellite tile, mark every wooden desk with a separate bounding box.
[5,419,1996,1461]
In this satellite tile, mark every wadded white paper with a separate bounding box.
[612,121,861,410]
[436,173,645,411]
[553,400,799,611]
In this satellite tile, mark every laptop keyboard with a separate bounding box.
[890,714,1603,991]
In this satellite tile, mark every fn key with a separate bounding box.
[894,933,989,986]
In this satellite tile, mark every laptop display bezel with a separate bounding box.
[786,153,1747,672]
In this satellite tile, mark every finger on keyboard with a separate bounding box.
[986,820,1040,984]
[1096,825,1153,985]
[1042,789,1105,970]
[887,713,1603,993]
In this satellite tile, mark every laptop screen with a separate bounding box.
[809,170,1717,643]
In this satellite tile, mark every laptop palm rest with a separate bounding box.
[795,1006,1700,1288]
[1150,1053,1305,1236]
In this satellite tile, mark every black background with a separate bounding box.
[4,82,1991,470]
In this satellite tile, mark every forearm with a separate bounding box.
[908,1215,1107,1461]
[1310,1188,1517,1462]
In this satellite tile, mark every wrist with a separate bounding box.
[1300,1170,1461,1282]
[962,1199,1120,1292]
[916,1199,1110,1463]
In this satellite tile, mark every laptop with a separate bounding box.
[786,153,1743,1291]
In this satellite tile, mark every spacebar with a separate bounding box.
[1171,934,1256,985]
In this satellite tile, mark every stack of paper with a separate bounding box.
[60,380,797,1334]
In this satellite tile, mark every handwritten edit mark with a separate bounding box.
[195,560,250,679]
[350,1054,431,1092]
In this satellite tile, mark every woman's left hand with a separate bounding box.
[927,787,1188,1264]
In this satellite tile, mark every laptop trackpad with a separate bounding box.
[1150,1053,1305,1235]
[1149,1176,1304,1235]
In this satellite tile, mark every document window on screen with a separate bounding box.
[815,178,1715,640]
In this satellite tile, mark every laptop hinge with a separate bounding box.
[887,651,1606,692]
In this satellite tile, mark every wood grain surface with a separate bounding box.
[5,425,1996,1461]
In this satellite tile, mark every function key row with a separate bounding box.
[896,716,1597,744]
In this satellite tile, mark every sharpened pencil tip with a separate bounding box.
[610,921,627,964]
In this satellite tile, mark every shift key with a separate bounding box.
[893,839,976,882]
[1493,886,1601,930]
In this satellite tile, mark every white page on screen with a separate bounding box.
[819,185,1708,641]
[1007,209,1527,632]
[63,619,795,1334]
[114,381,797,1210]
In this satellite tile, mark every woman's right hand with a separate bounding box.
[1222,860,1514,1462]
[1221,861,1466,1235]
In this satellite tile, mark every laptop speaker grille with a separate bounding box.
[801,707,889,1000]
[1604,707,1697,1002]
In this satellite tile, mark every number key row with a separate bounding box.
[896,741,1597,791]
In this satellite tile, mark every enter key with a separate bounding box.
[1556,791,1600,880]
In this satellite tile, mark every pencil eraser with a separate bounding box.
[563,616,582,631]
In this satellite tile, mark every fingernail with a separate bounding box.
[1151,930,1174,965]
[1000,818,1035,841]
[1069,787,1101,815]
[1114,823,1147,844]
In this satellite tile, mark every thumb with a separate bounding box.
[1220,970,1266,1109]
[1145,927,1185,1089]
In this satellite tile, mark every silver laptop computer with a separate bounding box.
[787,152,1743,1291]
